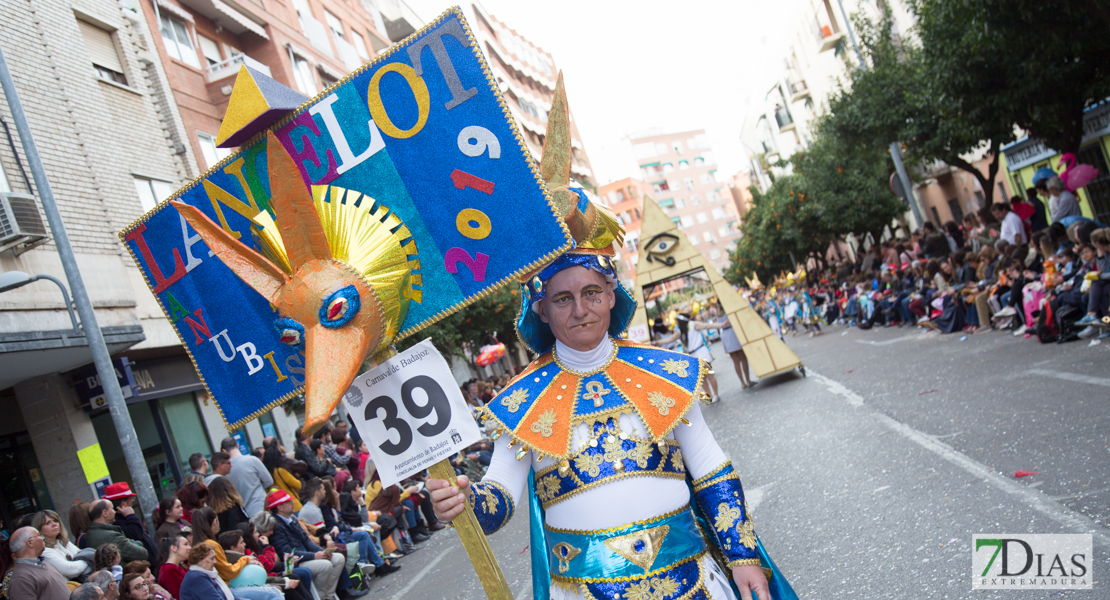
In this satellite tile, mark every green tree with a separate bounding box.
[827,6,1017,210]
[727,174,820,284]
[395,284,523,363]
[911,0,1110,158]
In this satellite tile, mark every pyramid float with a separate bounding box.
[628,197,802,378]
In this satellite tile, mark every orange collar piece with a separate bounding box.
[480,339,707,461]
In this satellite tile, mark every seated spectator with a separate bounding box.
[69,582,105,600]
[71,501,92,550]
[153,498,192,549]
[93,544,121,581]
[156,534,190,599]
[33,509,92,581]
[7,526,71,600]
[190,509,278,600]
[86,501,148,564]
[319,479,398,576]
[121,562,171,600]
[245,514,315,598]
[175,484,209,526]
[86,570,119,600]
[262,446,302,512]
[307,442,336,479]
[178,544,237,600]
[1076,229,1110,339]
[204,453,231,487]
[1046,175,1082,223]
[992,202,1028,247]
[267,490,359,600]
[106,484,157,563]
[119,572,149,600]
[207,477,250,534]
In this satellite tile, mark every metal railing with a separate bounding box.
[206,54,271,83]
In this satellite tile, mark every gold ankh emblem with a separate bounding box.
[581,381,610,408]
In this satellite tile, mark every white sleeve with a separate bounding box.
[42,545,89,579]
[672,401,729,480]
[476,433,532,509]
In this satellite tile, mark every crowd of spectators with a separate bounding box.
[0,411,506,600]
[769,181,1109,345]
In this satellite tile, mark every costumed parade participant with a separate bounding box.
[428,75,796,600]
[652,313,722,403]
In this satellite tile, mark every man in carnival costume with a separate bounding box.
[428,78,795,600]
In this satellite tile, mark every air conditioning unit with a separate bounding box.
[0,192,49,255]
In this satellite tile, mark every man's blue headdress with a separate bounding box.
[514,75,633,354]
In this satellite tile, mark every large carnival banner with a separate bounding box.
[121,8,571,429]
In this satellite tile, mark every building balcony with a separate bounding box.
[376,0,423,43]
[788,78,809,103]
[819,29,844,53]
[206,54,271,83]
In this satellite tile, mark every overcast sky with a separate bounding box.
[405,0,794,186]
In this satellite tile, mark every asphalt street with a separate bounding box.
[363,325,1109,599]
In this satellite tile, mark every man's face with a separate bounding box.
[200,458,209,473]
[22,528,45,557]
[276,501,295,517]
[216,461,231,476]
[537,266,615,352]
[991,208,1005,221]
[100,502,116,523]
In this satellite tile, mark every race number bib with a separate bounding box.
[344,339,481,486]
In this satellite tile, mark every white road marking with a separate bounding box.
[809,373,863,407]
[389,547,453,600]
[871,485,891,493]
[853,334,921,346]
[1028,368,1110,389]
[810,369,1110,546]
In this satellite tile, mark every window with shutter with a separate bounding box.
[78,20,127,85]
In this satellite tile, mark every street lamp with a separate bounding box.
[0,270,80,333]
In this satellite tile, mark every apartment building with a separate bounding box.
[726,171,755,218]
[140,0,420,173]
[598,178,649,287]
[0,0,426,527]
[631,130,741,274]
[463,2,596,189]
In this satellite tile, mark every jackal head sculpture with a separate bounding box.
[173,132,419,434]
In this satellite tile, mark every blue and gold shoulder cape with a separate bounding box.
[479,338,707,465]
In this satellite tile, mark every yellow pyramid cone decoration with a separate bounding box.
[629,197,801,378]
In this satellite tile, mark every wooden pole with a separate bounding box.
[426,459,514,600]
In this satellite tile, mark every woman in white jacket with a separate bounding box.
[33,509,92,581]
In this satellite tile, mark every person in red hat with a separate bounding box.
[266,490,363,599]
[105,482,159,563]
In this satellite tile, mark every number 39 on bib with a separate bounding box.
[343,339,482,487]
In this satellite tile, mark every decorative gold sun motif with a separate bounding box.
[623,576,679,600]
[500,389,529,413]
[537,474,562,502]
[737,519,757,549]
[714,503,742,532]
[473,484,499,514]
[601,435,627,466]
[628,440,653,468]
[670,448,684,471]
[530,409,557,437]
[574,452,604,477]
[647,391,676,416]
[659,359,690,378]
